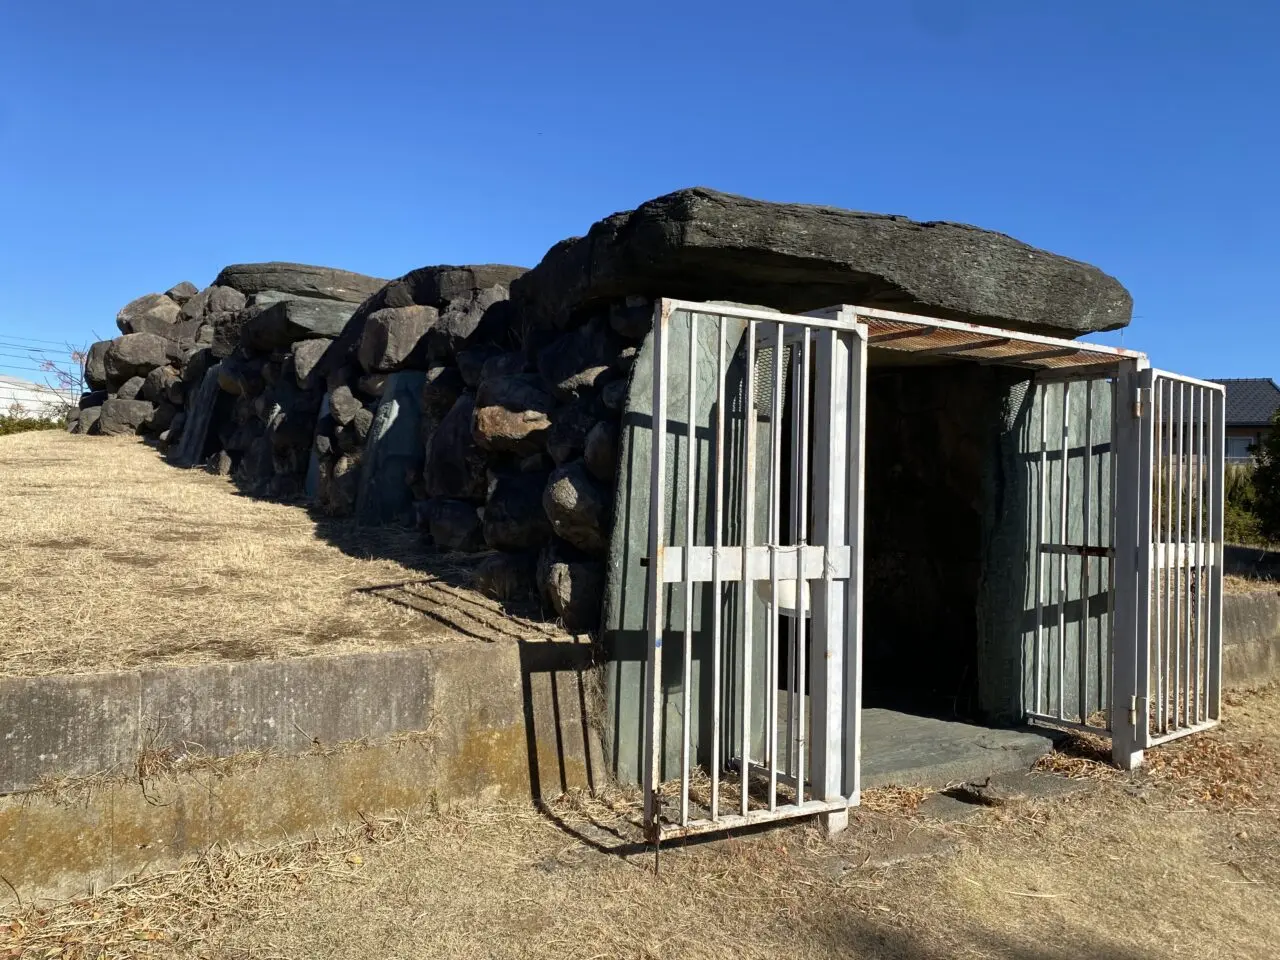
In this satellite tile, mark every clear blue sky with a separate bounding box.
[0,1,1275,385]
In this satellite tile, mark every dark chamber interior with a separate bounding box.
[860,359,997,721]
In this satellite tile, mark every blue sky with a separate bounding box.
[0,1,1275,386]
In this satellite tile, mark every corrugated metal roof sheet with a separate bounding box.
[1209,378,1280,427]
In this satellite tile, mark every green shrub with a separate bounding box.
[0,413,65,437]
[1253,410,1280,542]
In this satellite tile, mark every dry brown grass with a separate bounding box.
[10,685,1280,959]
[0,432,565,677]
[1224,573,1278,595]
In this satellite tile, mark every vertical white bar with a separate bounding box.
[1080,379,1093,722]
[767,322,784,811]
[1104,376,1118,717]
[785,346,800,781]
[1034,388,1048,715]
[710,318,726,821]
[1157,378,1167,732]
[1176,381,1186,728]
[679,310,697,826]
[1112,360,1146,768]
[1187,384,1198,721]
[1057,381,1070,720]
[844,318,867,808]
[642,301,671,829]
[795,328,812,804]
[740,321,757,818]
[1208,387,1224,720]
[809,325,849,810]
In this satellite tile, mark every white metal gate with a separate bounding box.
[641,300,865,841]
[1135,370,1225,748]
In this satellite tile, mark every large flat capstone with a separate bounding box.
[213,262,387,303]
[513,187,1132,336]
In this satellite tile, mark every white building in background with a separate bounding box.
[0,375,76,420]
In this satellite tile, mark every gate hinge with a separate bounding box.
[1133,386,1150,419]
[1128,695,1139,727]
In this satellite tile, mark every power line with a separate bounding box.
[0,332,81,346]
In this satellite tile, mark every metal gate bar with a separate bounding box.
[642,299,861,841]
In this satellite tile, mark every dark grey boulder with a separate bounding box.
[537,548,605,632]
[328,384,363,426]
[456,345,504,388]
[169,410,186,439]
[472,373,555,457]
[356,305,437,373]
[511,187,1133,336]
[98,398,155,435]
[537,315,624,400]
[357,373,387,398]
[367,264,528,313]
[473,551,537,603]
[319,265,527,383]
[543,460,611,556]
[242,297,357,351]
[423,393,486,502]
[180,285,246,322]
[165,281,199,305]
[213,262,387,303]
[103,333,181,386]
[479,350,527,384]
[422,498,484,551]
[609,297,654,340]
[74,406,101,435]
[292,338,331,389]
[484,471,553,551]
[116,293,181,335]
[547,396,607,465]
[421,365,465,420]
[352,405,374,442]
[78,389,107,410]
[149,400,177,434]
[208,450,234,476]
[583,420,618,482]
[64,409,80,432]
[356,371,427,525]
[141,365,180,404]
[84,341,110,390]
[116,376,146,401]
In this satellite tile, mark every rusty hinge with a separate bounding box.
[1128,695,1140,728]
[1133,386,1150,419]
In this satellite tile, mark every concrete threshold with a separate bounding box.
[861,708,1058,789]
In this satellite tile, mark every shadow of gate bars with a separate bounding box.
[637,299,1226,842]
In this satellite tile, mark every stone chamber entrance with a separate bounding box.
[857,351,1060,788]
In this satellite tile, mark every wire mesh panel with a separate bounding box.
[641,300,865,841]
[1138,371,1224,747]
[1024,374,1118,735]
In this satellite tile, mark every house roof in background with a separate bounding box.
[1210,378,1280,427]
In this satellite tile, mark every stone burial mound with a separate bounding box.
[69,188,1132,636]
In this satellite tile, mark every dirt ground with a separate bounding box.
[5,682,1279,959]
[0,431,564,677]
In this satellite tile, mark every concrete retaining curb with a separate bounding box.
[0,640,601,898]
[1223,588,1280,686]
